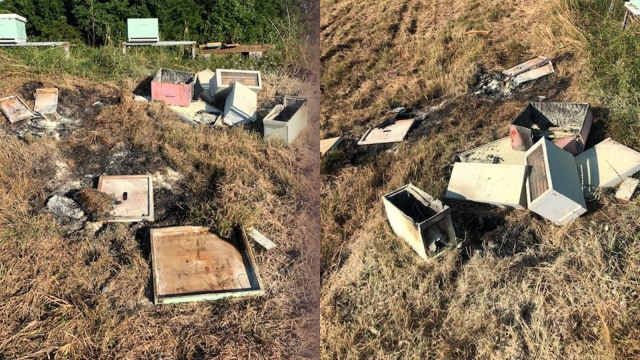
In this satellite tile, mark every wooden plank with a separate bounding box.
[199,44,273,55]
[34,88,58,114]
[320,137,343,156]
[575,138,640,190]
[445,162,528,209]
[615,177,639,203]
[150,226,264,304]
[513,61,555,84]
[357,119,415,145]
[247,227,277,251]
[0,95,34,123]
[503,56,548,77]
[96,175,154,222]
[219,71,260,86]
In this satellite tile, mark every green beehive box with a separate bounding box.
[632,0,640,8]
[0,14,27,43]
[127,18,159,42]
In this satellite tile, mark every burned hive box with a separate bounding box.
[510,102,592,155]
[151,68,195,107]
[383,184,456,259]
[210,69,262,98]
[263,96,309,144]
[96,175,154,222]
[525,138,586,226]
[150,226,264,304]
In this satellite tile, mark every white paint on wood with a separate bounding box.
[575,138,640,190]
[445,162,528,209]
[247,227,277,251]
[615,177,639,203]
[513,61,555,84]
[357,119,415,145]
[503,56,548,77]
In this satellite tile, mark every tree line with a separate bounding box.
[0,0,304,46]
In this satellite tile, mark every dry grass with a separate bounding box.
[321,0,640,358]
[0,56,318,358]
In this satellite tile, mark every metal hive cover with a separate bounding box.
[97,175,154,222]
[150,226,264,304]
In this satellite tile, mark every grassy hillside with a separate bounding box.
[321,0,640,358]
[0,36,319,359]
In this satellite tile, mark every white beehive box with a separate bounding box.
[0,14,27,43]
[127,18,159,42]
[223,81,257,126]
[210,69,262,98]
[525,138,586,226]
[263,96,308,144]
[383,184,456,259]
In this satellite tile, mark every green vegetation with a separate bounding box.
[571,0,640,147]
[0,0,305,45]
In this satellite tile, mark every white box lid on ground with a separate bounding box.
[445,162,528,209]
[575,137,640,191]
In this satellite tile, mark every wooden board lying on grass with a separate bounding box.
[97,175,154,222]
[0,95,34,123]
[150,226,264,304]
[34,88,59,114]
[358,119,415,145]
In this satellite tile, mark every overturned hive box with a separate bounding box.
[510,102,592,155]
[0,14,27,44]
[383,184,456,259]
[223,81,257,126]
[150,226,264,304]
[126,18,159,43]
[525,138,586,226]
[96,175,154,222]
[151,68,195,107]
[263,96,309,144]
[209,69,262,98]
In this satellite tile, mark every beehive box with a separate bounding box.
[223,81,257,126]
[525,138,586,226]
[210,69,262,98]
[263,96,309,144]
[510,102,592,155]
[127,18,159,42]
[383,184,456,259]
[0,14,27,43]
[151,68,195,107]
[631,0,640,9]
[150,226,264,304]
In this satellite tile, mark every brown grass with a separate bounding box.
[321,0,640,358]
[0,59,318,358]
